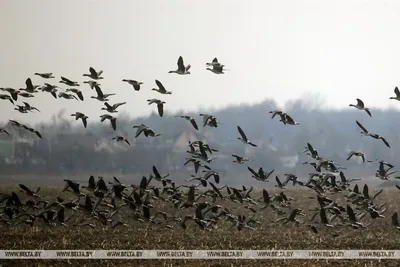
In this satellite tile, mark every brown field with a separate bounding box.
[1,179,400,267]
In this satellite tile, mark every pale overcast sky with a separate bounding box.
[1,0,400,124]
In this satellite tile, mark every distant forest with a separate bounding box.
[0,97,399,185]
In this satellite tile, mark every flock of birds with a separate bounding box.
[1,56,400,234]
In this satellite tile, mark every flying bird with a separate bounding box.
[356,120,390,148]
[122,79,143,91]
[147,99,165,117]
[237,126,257,147]
[349,98,371,117]
[71,112,88,128]
[169,56,191,75]
[83,67,104,80]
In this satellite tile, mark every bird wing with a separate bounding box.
[284,114,295,124]
[356,120,368,134]
[95,85,104,98]
[25,78,33,90]
[134,126,145,138]
[61,76,71,83]
[347,151,354,161]
[307,143,314,152]
[113,102,126,109]
[365,109,371,117]
[190,118,198,130]
[82,117,88,128]
[275,176,282,187]
[356,98,364,108]
[157,103,164,117]
[395,87,400,97]
[381,137,390,148]
[89,67,97,76]
[110,118,116,131]
[177,56,185,71]
[153,166,161,178]
[237,126,247,141]
[155,80,166,92]
[77,91,84,101]
[346,205,357,222]
[247,167,259,177]
[19,184,32,194]
[34,130,42,138]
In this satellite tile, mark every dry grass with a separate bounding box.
[1,180,400,267]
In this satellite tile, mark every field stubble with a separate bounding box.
[0,179,400,267]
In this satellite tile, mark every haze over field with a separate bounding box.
[1,1,400,187]
[2,1,400,123]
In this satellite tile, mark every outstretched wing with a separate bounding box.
[356,98,364,108]
[237,126,247,141]
[356,120,368,134]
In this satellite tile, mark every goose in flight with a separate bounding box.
[133,124,148,138]
[65,88,84,101]
[152,80,172,94]
[21,102,40,113]
[34,73,54,79]
[133,124,161,138]
[237,126,257,147]
[60,76,79,87]
[100,114,117,131]
[199,114,219,128]
[232,155,251,164]
[389,87,400,101]
[101,102,127,113]
[91,85,115,102]
[279,113,299,125]
[174,115,198,130]
[112,136,130,145]
[347,151,365,162]
[40,83,58,99]
[147,99,165,117]
[14,104,29,114]
[1,87,19,101]
[356,120,390,148]
[349,98,371,117]
[169,56,191,75]
[19,78,39,93]
[83,80,100,89]
[206,58,226,74]
[0,94,14,104]
[58,92,78,100]
[71,112,88,128]
[122,79,143,91]
[83,67,103,80]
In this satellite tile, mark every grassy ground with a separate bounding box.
[0,181,399,267]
